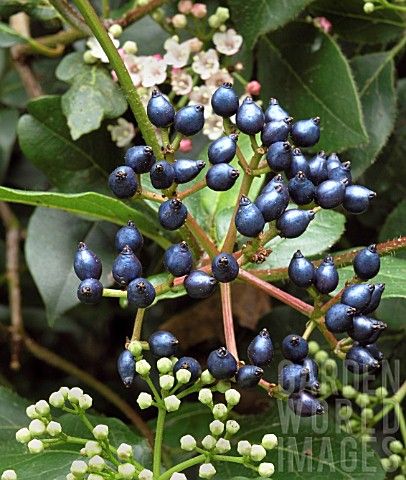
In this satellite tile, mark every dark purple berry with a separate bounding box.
[211,253,239,283]
[343,185,376,214]
[236,97,264,135]
[117,349,135,387]
[282,334,308,362]
[164,241,193,277]
[158,199,188,230]
[288,250,315,288]
[261,117,292,146]
[325,303,356,333]
[303,357,320,392]
[314,255,339,294]
[173,159,205,184]
[236,365,263,388]
[174,104,205,136]
[77,278,103,304]
[326,153,341,172]
[345,345,380,374]
[262,174,285,194]
[288,391,325,416]
[211,83,239,117]
[115,221,143,253]
[353,244,380,280]
[127,278,156,308]
[147,90,175,127]
[112,245,142,286]
[348,316,387,344]
[364,343,384,362]
[308,151,328,185]
[341,284,375,312]
[149,330,179,358]
[290,117,320,147]
[109,166,138,198]
[255,185,289,221]
[266,141,291,172]
[206,163,239,191]
[363,283,385,314]
[288,171,315,205]
[150,161,175,189]
[247,328,274,367]
[315,179,347,209]
[125,145,155,174]
[184,270,217,299]
[208,134,238,164]
[328,161,352,185]
[235,196,265,237]
[74,242,102,280]
[276,209,315,238]
[173,356,202,382]
[264,98,289,122]
[207,347,237,380]
[280,363,308,393]
[288,148,309,179]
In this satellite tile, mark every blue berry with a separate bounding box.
[206,163,239,191]
[211,253,239,283]
[255,185,289,222]
[74,242,102,280]
[247,328,274,367]
[343,185,376,214]
[282,334,308,362]
[109,166,138,198]
[288,171,315,205]
[261,117,292,147]
[164,241,193,277]
[345,345,380,373]
[207,347,237,380]
[290,117,320,147]
[364,343,384,362]
[325,303,356,333]
[236,97,264,135]
[173,159,205,184]
[341,284,375,312]
[353,244,380,280]
[173,356,202,382]
[264,98,289,122]
[314,255,339,294]
[184,270,217,299]
[208,134,238,164]
[236,365,263,388]
[77,278,103,304]
[328,161,352,185]
[288,391,324,416]
[125,145,155,174]
[262,174,285,194]
[127,278,156,308]
[112,245,142,286]
[117,349,135,387]
[288,250,315,288]
[308,151,328,185]
[148,330,179,358]
[211,83,239,117]
[158,199,188,230]
[174,104,205,136]
[315,179,347,209]
[147,90,175,127]
[150,161,175,190]
[266,141,291,172]
[326,152,341,172]
[303,357,320,392]
[235,196,265,237]
[288,148,310,179]
[363,283,385,314]
[280,363,308,393]
[348,316,386,344]
[115,221,143,253]
[276,209,315,238]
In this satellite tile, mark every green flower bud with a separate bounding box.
[136,359,151,376]
[389,440,403,454]
[212,403,228,420]
[128,340,143,358]
[176,368,192,384]
[215,438,231,454]
[46,421,62,437]
[85,440,102,457]
[360,434,371,444]
[226,420,240,435]
[375,387,388,399]
[137,392,153,410]
[159,374,175,391]
[88,475,104,480]
[92,424,108,441]
[117,463,136,479]
[157,358,173,374]
[250,444,267,462]
[314,350,329,364]
[164,395,181,412]
[342,385,357,399]
[360,408,374,421]
[1,470,17,480]
[49,391,65,408]
[172,13,187,29]
[29,419,46,436]
[27,439,44,454]
[199,463,216,478]
[66,474,76,480]
[123,41,138,55]
[355,393,370,408]
[70,460,88,476]
[108,24,123,38]
[363,2,374,13]
[225,389,240,406]
[394,475,406,480]
[323,358,337,371]
[262,433,278,450]
[16,427,31,444]
[202,435,216,450]
[258,462,275,477]
[138,470,153,480]
[216,381,231,393]
[208,15,222,29]
[180,434,196,451]
[338,405,353,419]
[216,7,230,22]
[198,388,213,405]
[117,443,133,460]
[389,454,402,469]
[209,420,224,436]
[79,394,93,410]
[381,458,391,472]
[201,370,215,385]
[308,340,320,355]
[35,400,50,417]
[59,386,69,398]
[88,455,105,472]
[68,387,84,404]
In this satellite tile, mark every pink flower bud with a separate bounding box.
[178,0,192,14]
[246,80,261,96]
[179,138,193,153]
[191,3,207,18]
[111,70,118,82]
[118,48,126,59]
[186,37,203,53]
[153,53,164,60]
[314,16,332,33]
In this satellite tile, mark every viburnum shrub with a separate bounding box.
[0,0,405,479]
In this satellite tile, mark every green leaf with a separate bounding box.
[258,23,368,152]
[379,200,406,241]
[149,272,186,304]
[344,53,397,179]
[0,68,28,108]
[0,108,18,181]
[56,53,127,140]
[0,21,25,47]
[0,0,59,21]
[227,0,315,50]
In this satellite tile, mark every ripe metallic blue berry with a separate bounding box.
[288,391,324,416]
[184,270,217,299]
[280,363,309,393]
[147,90,175,127]
[264,98,289,122]
[127,278,156,308]
[288,148,310,179]
[77,278,103,304]
[158,199,188,231]
[288,250,315,288]
[148,330,179,358]
[343,185,376,214]
[276,209,315,238]
[208,134,238,164]
[174,104,205,136]
[345,345,380,373]
[211,83,239,117]
[261,117,292,147]
[290,117,320,147]
[314,255,339,294]
[328,161,352,185]
[206,163,239,191]
[326,152,341,172]
[74,242,102,280]
[353,244,380,280]
[236,97,264,135]
[173,159,205,184]
[363,283,385,314]
[348,316,387,344]
[117,349,135,387]
[247,328,274,367]
[207,347,237,380]
[303,357,320,392]
[288,171,315,205]
[308,151,328,185]
[325,303,356,333]
[112,245,142,286]
[236,365,263,388]
[266,141,291,172]
[150,161,175,189]
[364,343,384,362]
[115,221,143,253]
[235,196,265,237]
[173,356,202,382]
[255,185,289,221]
[211,253,239,283]
[282,334,308,362]
[164,241,193,277]
[315,179,347,209]
[109,166,138,198]
[341,284,375,312]
[125,145,155,174]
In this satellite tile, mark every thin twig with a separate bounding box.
[220,283,238,360]
[49,0,91,34]
[108,0,167,27]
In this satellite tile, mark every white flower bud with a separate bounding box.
[46,421,62,437]
[200,370,215,385]
[157,358,173,374]
[85,440,102,457]
[209,420,224,436]
[27,439,44,454]
[172,13,187,29]
[66,474,76,480]
[215,438,231,454]
[199,463,216,479]
[128,340,143,358]
[88,455,105,472]
[216,381,231,393]
[70,460,88,476]
[68,387,84,404]
[80,448,86,456]
[180,435,196,451]
[136,360,151,376]
[364,2,374,13]
[92,424,108,441]
[137,392,153,410]
[117,443,133,460]
[237,440,251,456]
[59,387,70,398]
[49,391,65,408]
[164,395,181,412]
[1,470,17,480]
[250,444,267,462]
[79,394,93,410]
[262,433,278,450]
[225,389,240,406]
[212,403,228,420]
[138,469,153,480]
[35,400,50,417]
[160,375,175,391]
[198,388,213,405]
[87,475,104,480]
[169,474,187,480]
[118,463,136,479]
[26,405,38,419]
[226,420,240,435]
[108,24,123,38]
[29,419,46,436]
[258,462,275,477]
[201,434,216,450]
[123,41,138,55]
[176,369,192,384]
[16,427,31,443]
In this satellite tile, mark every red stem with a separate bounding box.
[220,283,238,360]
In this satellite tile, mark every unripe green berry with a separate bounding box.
[389,440,404,454]
[16,427,31,443]
[258,462,275,477]
[364,2,374,13]
[198,388,213,405]
[199,463,216,479]
[88,455,105,472]
[136,359,151,376]
[262,433,278,450]
[389,454,402,469]
[209,420,224,436]
[117,443,133,460]
[68,387,83,404]
[70,460,88,476]
[251,444,267,462]
[27,439,44,454]
[212,403,228,420]
[85,440,102,457]
[49,391,65,408]
[308,340,320,355]
[176,368,192,384]
[137,392,153,410]
[375,387,389,399]
[138,470,153,480]
[314,350,329,364]
[35,400,50,417]
[46,421,62,437]
[237,440,252,456]
[226,420,240,435]
[225,389,240,406]
[342,385,357,399]
[118,463,136,479]
[338,405,353,419]
[29,419,46,436]
[355,393,370,408]
[216,381,231,393]
[1,471,17,480]
[157,358,173,374]
[164,395,181,412]
[92,424,108,441]
[180,434,196,451]
[108,24,123,38]
[79,394,93,410]
[215,438,231,454]
[202,434,216,450]
[201,370,215,385]
[159,374,175,391]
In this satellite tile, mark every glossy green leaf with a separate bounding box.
[379,200,406,241]
[0,68,28,108]
[56,53,127,140]
[0,0,59,21]
[258,23,368,152]
[0,108,18,181]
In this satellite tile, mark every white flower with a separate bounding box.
[1,470,17,480]
[184,37,203,53]
[189,85,215,118]
[213,29,243,56]
[141,56,167,88]
[122,53,143,86]
[164,37,191,68]
[205,69,233,88]
[171,69,193,95]
[86,34,120,63]
[203,114,223,140]
[192,49,219,80]
[107,118,135,148]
